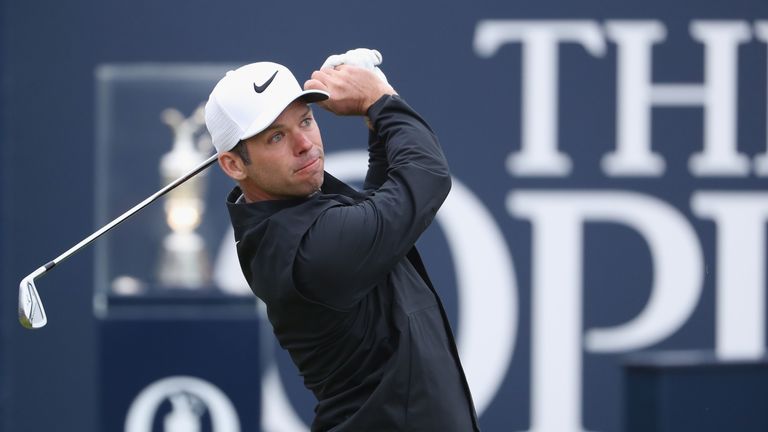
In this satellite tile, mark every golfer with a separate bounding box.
[205,49,479,431]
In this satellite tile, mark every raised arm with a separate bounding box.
[297,68,450,309]
[364,127,388,192]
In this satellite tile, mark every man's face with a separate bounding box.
[238,100,325,201]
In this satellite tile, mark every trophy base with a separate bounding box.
[158,231,211,289]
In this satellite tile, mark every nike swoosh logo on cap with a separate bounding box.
[253,70,278,93]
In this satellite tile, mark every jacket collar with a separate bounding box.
[225,171,364,240]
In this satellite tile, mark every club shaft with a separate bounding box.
[49,154,218,269]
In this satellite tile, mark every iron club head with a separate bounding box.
[16,155,217,330]
[18,266,49,329]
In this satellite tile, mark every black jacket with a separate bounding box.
[226,95,479,431]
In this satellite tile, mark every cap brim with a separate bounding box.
[239,89,329,142]
[300,89,330,103]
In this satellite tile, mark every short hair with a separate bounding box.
[230,140,251,165]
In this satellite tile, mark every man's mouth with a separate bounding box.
[295,157,320,173]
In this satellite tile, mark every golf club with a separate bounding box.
[18,154,219,329]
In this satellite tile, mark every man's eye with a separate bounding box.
[269,133,283,144]
[301,118,312,127]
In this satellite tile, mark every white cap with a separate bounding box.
[205,62,329,154]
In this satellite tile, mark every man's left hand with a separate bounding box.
[321,48,389,84]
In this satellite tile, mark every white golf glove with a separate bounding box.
[321,48,389,84]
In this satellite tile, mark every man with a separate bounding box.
[205,49,480,431]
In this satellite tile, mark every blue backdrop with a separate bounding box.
[3,1,768,431]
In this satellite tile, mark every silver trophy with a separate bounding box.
[157,105,212,288]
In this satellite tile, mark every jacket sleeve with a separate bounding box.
[363,126,387,192]
[293,95,451,310]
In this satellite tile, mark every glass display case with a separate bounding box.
[94,63,256,315]
[94,64,262,432]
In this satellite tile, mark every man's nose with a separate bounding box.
[294,132,313,154]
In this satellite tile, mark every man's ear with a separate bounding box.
[218,151,247,181]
